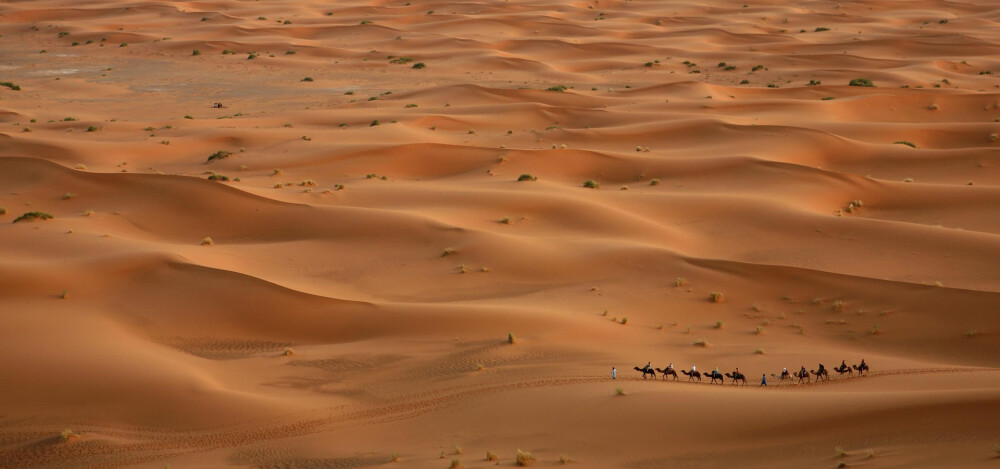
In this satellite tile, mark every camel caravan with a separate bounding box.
[630,359,869,386]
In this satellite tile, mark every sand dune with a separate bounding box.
[0,0,998,468]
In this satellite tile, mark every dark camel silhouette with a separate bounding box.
[655,367,678,381]
[704,370,724,384]
[833,364,853,377]
[810,368,829,381]
[681,369,702,382]
[852,362,870,376]
[725,371,748,386]
[792,369,810,383]
[634,366,656,379]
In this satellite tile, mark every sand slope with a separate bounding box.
[0,0,998,468]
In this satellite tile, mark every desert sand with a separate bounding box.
[1,0,999,467]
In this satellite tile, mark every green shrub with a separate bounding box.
[547,85,568,92]
[582,179,599,189]
[13,212,53,223]
[0,81,21,91]
[207,150,233,162]
[517,174,536,182]
[849,78,874,87]
[412,62,425,69]
[207,174,229,181]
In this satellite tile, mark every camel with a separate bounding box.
[634,366,656,380]
[792,369,810,383]
[770,370,791,382]
[725,371,748,386]
[853,362,870,376]
[681,369,702,382]
[833,364,853,377]
[655,367,678,381]
[810,368,829,381]
[704,370,724,384]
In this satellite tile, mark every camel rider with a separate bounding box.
[691,364,697,373]
[646,361,652,373]
[818,363,826,374]
[782,367,788,375]
[860,358,866,368]
[734,367,740,377]
[840,360,847,370]
[800,365,807,376]
[668,362,673,370]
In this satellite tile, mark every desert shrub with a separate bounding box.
[441,247,455,257]
[616,387,626,396]
[1,81,21,91]
[715,320,724,329]
[849,78,874,87]
[547,85,568,92]
[500,216,511,224]
[412,62,426,69]
[0,207,6,215]
[13,212,53,223]
[207,150,233,162]
[207,174,229,181]
[201,237,214,246]
[894,141,916,148]
[710,292,724,303]
[675,277,687,286]
[62,193,76,200]
[516,449,536,466]
[391,453,398,462]
[517,174,537,182]
[508,332,516,344]
[694,339,710,347]
[449,458,461,469]
[755,348,765,354]
[301,77,313,82]
[582,179,599,189]
[560,455,570,464]
[60,429,77,441]
[86,126,99,132]
[486,450,498,461]
[620,317,628,325]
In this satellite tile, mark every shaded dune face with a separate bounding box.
[0,1,998,468]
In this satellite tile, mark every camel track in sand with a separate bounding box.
[2,367,995,469]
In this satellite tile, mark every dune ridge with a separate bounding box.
[0,0,998,467]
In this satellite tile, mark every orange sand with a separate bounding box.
[0,0,998,467]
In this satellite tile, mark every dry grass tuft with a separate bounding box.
[486,450,498,462]
[755,348,765,354]
[715,320,724,329]
[283,348,294,356]
[454,444,462,455]
[694,339,710,347]
[616,387,626,396]
[560,455,570,464]
[516,449,536,466]
[450,458,461,469]
[201,237,214,246]
[391,453,399,462]
[61,429,78,442]
[675,277,688,287]
[710,292,724,303]
[441,247,456,257]
[508,332,516,344]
